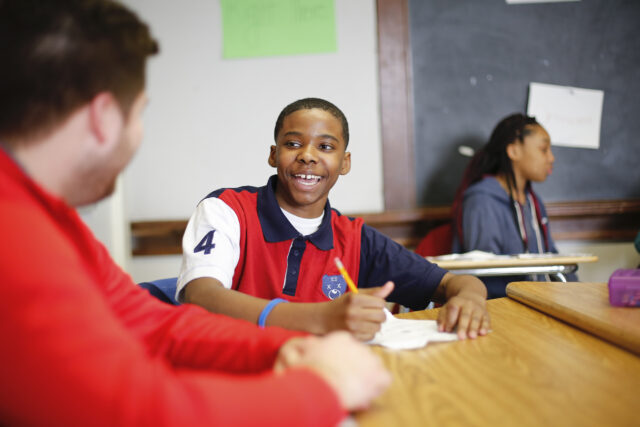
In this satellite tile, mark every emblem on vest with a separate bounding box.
[322,275,347,300]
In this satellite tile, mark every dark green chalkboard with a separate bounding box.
[410,0,640,205]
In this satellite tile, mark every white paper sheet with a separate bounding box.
[427,250,512,262]
[506,0,580,4]
[367,309,458,350]
[527,82,604,149]
[428,251,593,262]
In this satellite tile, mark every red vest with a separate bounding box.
[211,177,363,303]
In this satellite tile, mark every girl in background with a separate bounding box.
[451,113,573,298]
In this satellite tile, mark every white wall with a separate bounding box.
[120,0,383,282]
[556,241,639,283]
[78,177,128,268]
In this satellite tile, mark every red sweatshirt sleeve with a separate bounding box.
[0,200,346,425]
[99,244,305,373]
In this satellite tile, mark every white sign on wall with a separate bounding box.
[527,82,604,149]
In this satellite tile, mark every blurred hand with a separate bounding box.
[437,290,490,340]
[275,332,391,411]
[320,281,394,341]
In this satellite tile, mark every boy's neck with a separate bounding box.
[281,207,324,220]
[274,192,326,219]
[279,205,325,219]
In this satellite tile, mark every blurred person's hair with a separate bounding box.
[0,0,158,142]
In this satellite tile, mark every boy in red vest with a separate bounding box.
[179,98,491,341]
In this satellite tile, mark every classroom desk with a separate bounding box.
[429,254,599,282]
[354,297,639,427]
[507,281,640,355]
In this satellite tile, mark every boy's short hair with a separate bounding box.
[0,0,159,142]
[273,98,350,147]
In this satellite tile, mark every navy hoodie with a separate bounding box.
[451,176,572,298]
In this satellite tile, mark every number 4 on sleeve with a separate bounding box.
[194,230,216,254]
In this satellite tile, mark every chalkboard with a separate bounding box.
[409,0,640,205]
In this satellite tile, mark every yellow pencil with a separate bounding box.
[334,257,358,294]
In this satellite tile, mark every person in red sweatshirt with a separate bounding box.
[0,1,390,425]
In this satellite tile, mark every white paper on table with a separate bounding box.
[527,82,604,149]
[516,252,594,259]
[427,250,511,262]
[367,309,458,350]
[516,252,559,259]
[506,0,580,4]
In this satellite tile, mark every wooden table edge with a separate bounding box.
[432,255,599,270]
[506,283,640,356]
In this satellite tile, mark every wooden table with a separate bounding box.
[430,254,599,282]
[354,297,639,427]
[507,281,640,355]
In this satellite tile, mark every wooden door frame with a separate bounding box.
[377,0,416,210]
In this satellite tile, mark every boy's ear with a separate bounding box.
[340,151,351,175]
[88,92,123,146]
[268,145,277,168]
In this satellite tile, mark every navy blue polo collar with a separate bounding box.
[257,175,334,250]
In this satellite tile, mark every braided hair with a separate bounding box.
[452,113,540,248]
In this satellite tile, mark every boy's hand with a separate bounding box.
[321,281,394,341]
[435,274,490,340]
[437,290,490,339]
[274,332,391,411]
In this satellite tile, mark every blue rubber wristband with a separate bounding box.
[258,298,288,328]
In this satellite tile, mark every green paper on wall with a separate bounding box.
[220,0,337,58]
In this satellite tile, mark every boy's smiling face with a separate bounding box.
[269,108,351,218]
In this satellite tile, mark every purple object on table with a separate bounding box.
[608,269,640,307]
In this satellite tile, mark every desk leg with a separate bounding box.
[553,272,567,282]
